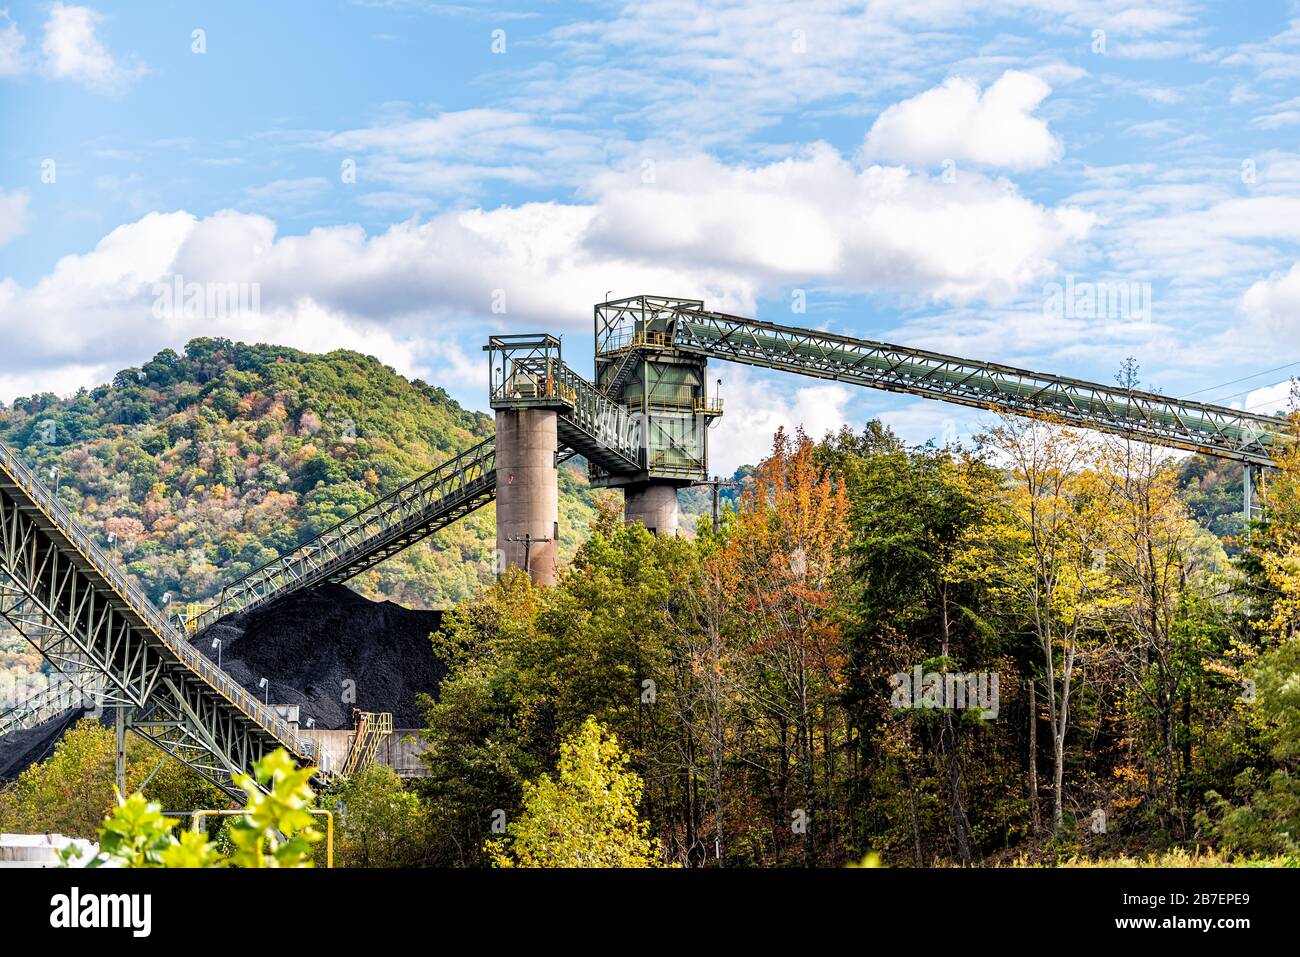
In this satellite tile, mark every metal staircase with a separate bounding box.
[340,710,393,777]
[0,439,315,796]
[598,345,645,398]
[488,334,644,473]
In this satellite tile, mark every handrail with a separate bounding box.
[185,437,496,634]
[0,440,313,760]
[598,328,674,354]
[341,710,392,776]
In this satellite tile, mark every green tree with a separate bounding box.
[0,719,121,838]
[88,749,321,869]
[486,717,664,868]
[325,764,431,868]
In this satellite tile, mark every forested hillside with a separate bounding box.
[0,338,604,676]
[5,338,1299,868]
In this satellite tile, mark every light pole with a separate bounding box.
[258,677,269,705]
[211,638,222,669]
[48,466,60,495]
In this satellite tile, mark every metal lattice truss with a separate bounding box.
[594,296,704,398]
[0,441,314,796]
[0,665,106,736]
[185,437,498,636]
[668,307,1290,467]
[487,335,643,473]
[595,296,705,355]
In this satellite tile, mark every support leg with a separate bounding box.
[115,705,129,797]
[1243,463,1254,529]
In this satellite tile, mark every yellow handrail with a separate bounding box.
[341,710,393,776]
[190,809,333,868]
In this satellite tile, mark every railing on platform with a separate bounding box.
[488,335,643,472]
[341,710,393,777]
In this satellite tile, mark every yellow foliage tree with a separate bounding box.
[486,717,664,868]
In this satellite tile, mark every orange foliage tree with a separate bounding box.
[718,428,851,865]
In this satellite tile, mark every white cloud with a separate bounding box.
[587,146,1091,304]
[1241,262,1300,342]
[1221,18,1300,81]
[0,188,29,246]
[0,139,1092,400]
[0,9,26,76]
[862,70,1062,170]
[709,367,853,473]
[323,109,612,194]
[1108,39,1202,60]
[0,360,113,404]
[244,177,331,205]
[41,3,144,94]
[528,1,1199,144]
[0,206,751,400]
[1242,379,1296,416]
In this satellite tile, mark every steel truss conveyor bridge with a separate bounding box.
[0,295,1289,787]
[0,442,317,797]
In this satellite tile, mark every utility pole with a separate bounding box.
[696,475,738,533]
[506,532,552,578]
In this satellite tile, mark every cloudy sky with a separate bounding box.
[2,0,1299,470]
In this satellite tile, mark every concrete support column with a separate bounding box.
[495,408,559,586]
[624,482,680,537]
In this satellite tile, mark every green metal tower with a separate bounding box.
[593,296,723,534]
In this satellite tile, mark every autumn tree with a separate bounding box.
[1088,430,1228,833]
[970,416,1119,835]
[845,434,1001,865]
[722,428,851,866]
[486,717,664,868]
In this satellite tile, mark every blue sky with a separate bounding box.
[2,0,1300,470]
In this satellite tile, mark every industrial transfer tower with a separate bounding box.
[486,296,723,583]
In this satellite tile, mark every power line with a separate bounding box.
[1185,359,1300,400]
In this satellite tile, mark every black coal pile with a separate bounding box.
[196,583,447,729]
[0,706,91,780]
